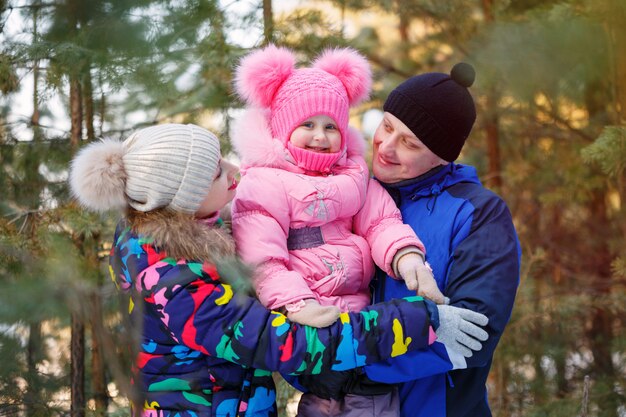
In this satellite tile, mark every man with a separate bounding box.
[364,63,521,417]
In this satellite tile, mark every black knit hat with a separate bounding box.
[383,63,477,162]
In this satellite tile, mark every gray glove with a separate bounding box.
[436,305,489,358]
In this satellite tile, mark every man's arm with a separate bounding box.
[366,193,520,382]
[446,195,520,366]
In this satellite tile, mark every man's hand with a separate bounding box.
[436,305,489,358]
[397,253,446,304]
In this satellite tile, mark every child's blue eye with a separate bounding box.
[302,122,314,128]
[325,124,337,130]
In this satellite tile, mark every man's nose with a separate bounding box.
[377,133,396,155]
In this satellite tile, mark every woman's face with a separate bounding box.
[195,159,239,218]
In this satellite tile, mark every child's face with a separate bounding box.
[289,115,342,153]
[195,159,239,218]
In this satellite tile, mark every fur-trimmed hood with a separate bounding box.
[127,209,235,262]
[231,108,367,171]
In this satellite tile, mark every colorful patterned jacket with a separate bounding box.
[109,209,434,417]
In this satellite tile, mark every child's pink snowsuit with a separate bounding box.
[231,109,425,313]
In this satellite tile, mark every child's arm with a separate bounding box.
[156,261,435,375]
[353,179,445,303]
[353,178,425,276]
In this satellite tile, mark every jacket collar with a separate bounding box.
[376,163,481,203]
[122,209,236,262]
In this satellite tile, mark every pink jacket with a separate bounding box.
[231,109,425,312]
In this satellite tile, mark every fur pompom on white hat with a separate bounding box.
[69,124,222,214]
[70,138,127,212]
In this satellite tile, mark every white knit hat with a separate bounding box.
[69,124,221,214]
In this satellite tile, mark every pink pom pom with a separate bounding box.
[313,48,371,106]
[235,45,296,107]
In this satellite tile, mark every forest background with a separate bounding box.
[1,0,625,416]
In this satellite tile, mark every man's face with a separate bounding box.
[372,112,447,183]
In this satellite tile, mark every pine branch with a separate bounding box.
[365,53,412,78]
[534,101,595,142]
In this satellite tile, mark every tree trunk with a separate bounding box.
[489,357,510,416]
[31,3,40,131]
[71,312,85,417]
[67,0,83,149]
[69,0,85,395]
[83,69,95,141]
[393,0,410,62]
[547,209,570,399]
[32,60,41,141]
[99,84,106,137]
[391,0,412,64]
[554,349,568,398]
[608,1,626,123]
[340,0,345,38]
[91,293,108,416]
[25,322,43,417]
[481,0,494,21]
[606,1,626,213]
[484,94,502,189]
[586,191,617,417]
[88,233,108,416]
[532,213,548,407]
[30,0,44,152]
[583,21,620,410]
[481,0,502,190]
[21,62,46,411]
[70,75,82,148]
[262,0,273,45]
[398,14,409,43]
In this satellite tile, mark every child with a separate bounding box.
[231,45,446,328]
[68,123,442,417]
[230,46,448,417]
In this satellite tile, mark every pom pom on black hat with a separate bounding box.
[450,62,475,88]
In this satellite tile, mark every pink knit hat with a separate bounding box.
[235,45,371,172]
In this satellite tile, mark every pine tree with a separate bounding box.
[2,1,625,415]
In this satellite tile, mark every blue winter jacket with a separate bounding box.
[366,163,521,417]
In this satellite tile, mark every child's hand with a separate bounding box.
[397,254,446,304]
[286,299,341,328]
